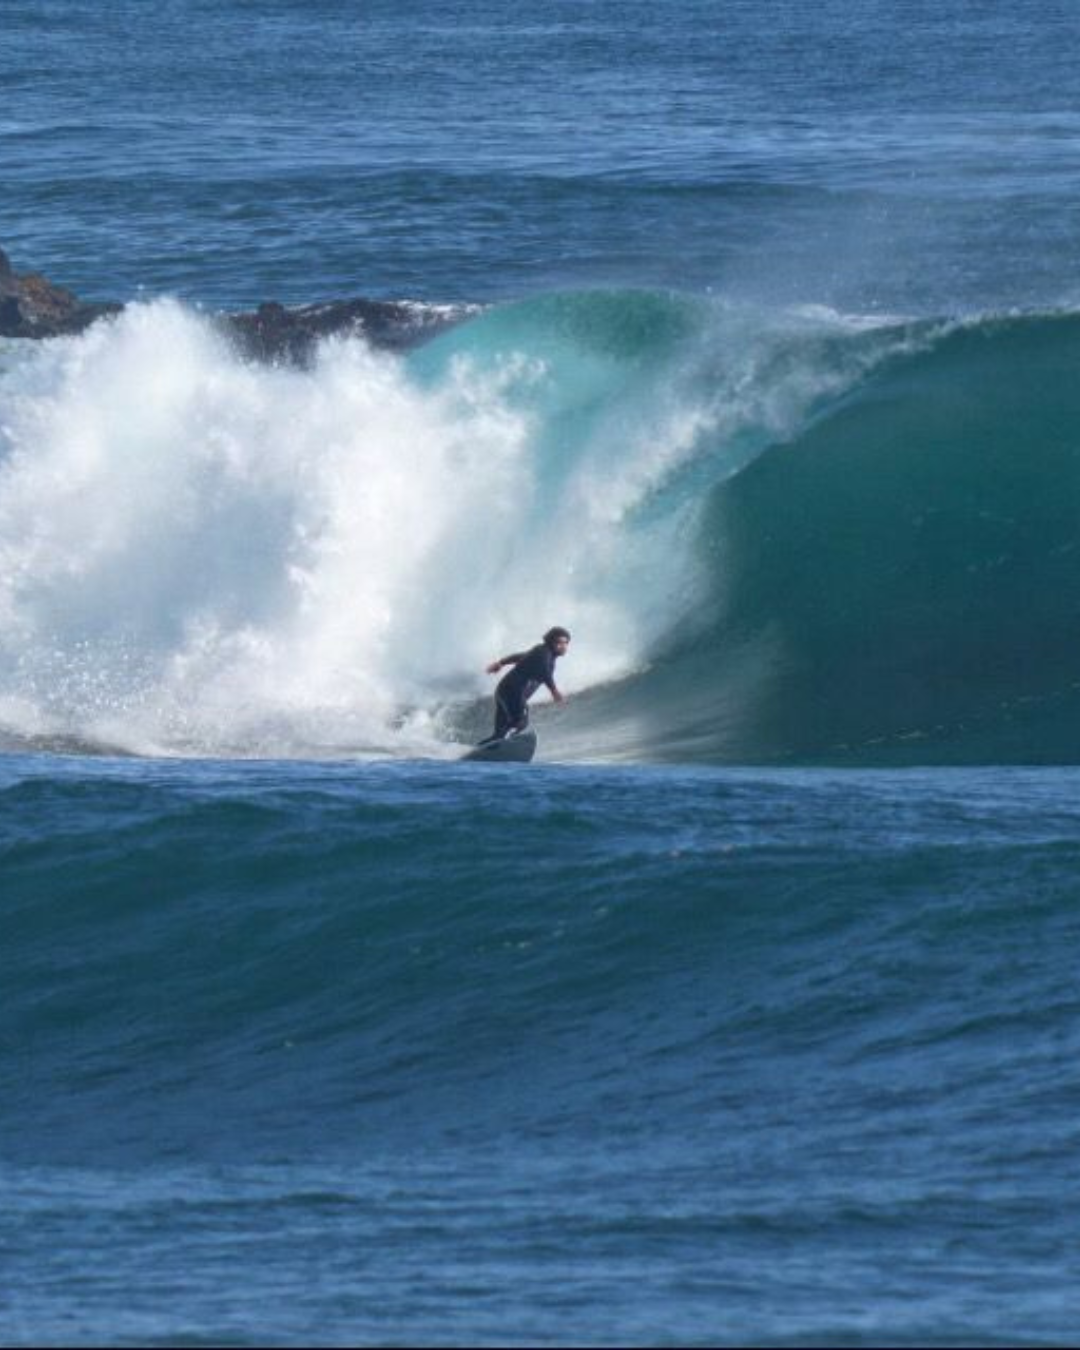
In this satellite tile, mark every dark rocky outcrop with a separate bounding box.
[0,246,122,338]
[221,298,465,362]
[0,248,469,357]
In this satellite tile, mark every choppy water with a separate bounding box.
[4,0,1080,1344]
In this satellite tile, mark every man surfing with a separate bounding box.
[485,627,570,739]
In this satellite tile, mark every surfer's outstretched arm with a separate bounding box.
[486,652,525,674]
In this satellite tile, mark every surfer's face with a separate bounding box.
[552,635,570,656]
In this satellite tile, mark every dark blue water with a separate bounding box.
[6,0,1080,312]
[5,757,1080,1345]
[4,1,1080,1344]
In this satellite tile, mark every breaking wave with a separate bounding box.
[2,291,1079,762]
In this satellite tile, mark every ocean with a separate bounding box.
[3,0,1080,1343]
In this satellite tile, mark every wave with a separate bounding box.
[2,291,1079,762]
[5,759,1078,1164]
[626,308,1080,764]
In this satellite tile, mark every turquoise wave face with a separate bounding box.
[650,311,1080,763]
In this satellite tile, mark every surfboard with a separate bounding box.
[461,726,537,763]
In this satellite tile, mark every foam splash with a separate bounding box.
[0,301,682,754]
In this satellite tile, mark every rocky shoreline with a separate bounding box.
[0,247,469,360]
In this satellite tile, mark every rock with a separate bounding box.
[0,246,468,355]
[0,251,122,339]
[221,297,464,363]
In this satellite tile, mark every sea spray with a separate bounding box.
[0,298,706,753]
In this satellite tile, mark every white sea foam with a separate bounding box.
[0,302,704,755]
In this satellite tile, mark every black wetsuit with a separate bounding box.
[494,643,558,737]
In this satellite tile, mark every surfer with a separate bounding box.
[485,627,570,739]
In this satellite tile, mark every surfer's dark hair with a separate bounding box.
[544,626,571,646]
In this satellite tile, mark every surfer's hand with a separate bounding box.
[485,661,501,674]
[553,690,566,704]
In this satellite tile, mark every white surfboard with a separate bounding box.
[461,726,538,763]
